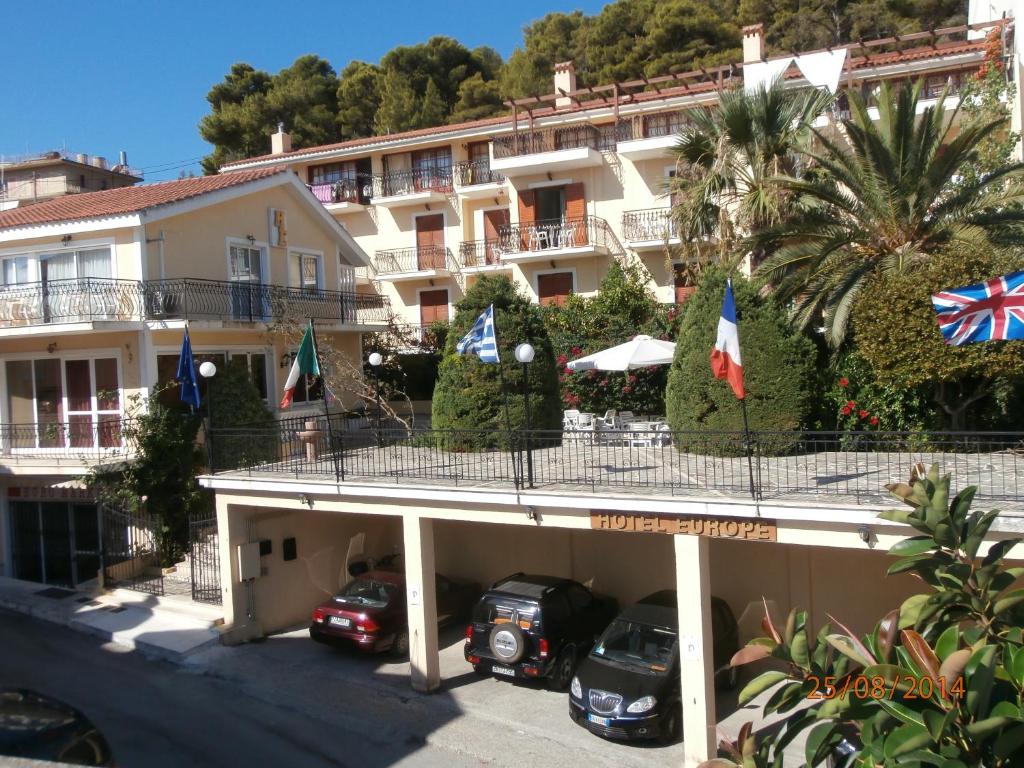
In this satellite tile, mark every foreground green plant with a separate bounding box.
[706,465,1024,766]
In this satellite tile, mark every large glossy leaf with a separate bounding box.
[949,485,977,530]
[963,715,1013,739]
[938,649,971,700]
[934,625,960,662]
[883,723,934,757]
[738,670,789,705]
[993,587,1024,616]
[876,609,900,663]
[899,594,930,628]
[827,635,873,669]
[964,645,996,717]
[804,722,843,766]
[731,644,772,667]
[964,509,1000,560]
[890,536,936,557]
[764,678,805,714]
[877,696,928,728]
[921,708,953,741]
[887,553,936,576]
[994,723,1024,759]
[902,629,941,680]
[982,538,1023,566]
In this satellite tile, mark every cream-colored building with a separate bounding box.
[1,150,142,209]
[219,22,1009,342]
[0,167,384,589]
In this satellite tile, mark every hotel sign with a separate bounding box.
[591,511,776,541]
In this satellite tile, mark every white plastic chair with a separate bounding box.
[558,224,577,248]
[563,409,581,432]
[527,226,549,251]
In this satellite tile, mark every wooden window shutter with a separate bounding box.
[564,183,586,245]
[518,190,536,250]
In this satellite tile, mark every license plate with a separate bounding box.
[328,616,352,628]
[491,664,516,677]
[588,714,612,727]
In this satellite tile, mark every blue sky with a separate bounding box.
[0,1,607,180]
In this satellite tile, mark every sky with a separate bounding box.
[1,0,607,181]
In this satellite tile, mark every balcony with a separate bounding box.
[0,278,391,331]
[622,208,680,251]
[372,246,458,281]
[0,419,131,475]
[496,216,620,263]
[616,111,689,159]
[459,240,511,274]
[452,160,506,199]
[306,180,369,213]
[490,125,611,176]
[371,167,453,208]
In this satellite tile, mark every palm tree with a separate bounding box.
[756,80,1024,347]
[670,77,834,258]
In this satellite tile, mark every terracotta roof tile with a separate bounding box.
[0,166,287,230]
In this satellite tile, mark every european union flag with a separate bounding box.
[177,328,201,409]
[456,304,500,363]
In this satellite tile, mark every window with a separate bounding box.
[156,350,266,405]
[1,256,29,286]
[537,272,574,307]
[39,247,111,282]
[412,147,452,173]
[228,244,266,320]
[309,161,357,186]
[295,253,321,293]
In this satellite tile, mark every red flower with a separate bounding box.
[840,405,852,416]
[623,385,633,394]
[557,354,567,365]
[846,400,856,409]
[869,416,879,426]
[570,346,582,356]
[858,409,869,419]
[838,377,849,388]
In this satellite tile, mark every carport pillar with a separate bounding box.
[674,535,717,767]
[403,515,440,693]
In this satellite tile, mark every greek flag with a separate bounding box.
[456,304,500,363]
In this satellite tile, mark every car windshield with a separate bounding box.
[591,619,677,674]
[333,578,398,608]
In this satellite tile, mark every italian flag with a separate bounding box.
[280,321,320,409]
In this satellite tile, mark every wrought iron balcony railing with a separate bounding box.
[492,125,615,159]
[0,278,145,327]
[622,208,678,242]
[0,419,129,458]
[616,110,690,142]
[497,215,619,254]
[371,166,453,198]
[459,239,504,268]
[453,159,505,187]
[372,245,457,275]
[0,278,391,327]
[307,177,370,205]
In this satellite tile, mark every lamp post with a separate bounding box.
[199,361,217,467]
[368,352,383,448]
[514,342,535,489]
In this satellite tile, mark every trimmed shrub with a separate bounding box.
[432,275,561,449]
[209,359,276,469]
[665,270,816,455]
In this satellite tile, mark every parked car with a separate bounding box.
[568,590,740,743]
[464,573,618,690]
[310,570,479,656]
[0,689,114,766]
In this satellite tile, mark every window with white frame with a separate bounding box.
[1,256,29,286]
[228,245,263,283]
[39,247,112,282]
[295,252,322,293]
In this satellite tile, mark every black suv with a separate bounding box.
[464,573,618,690]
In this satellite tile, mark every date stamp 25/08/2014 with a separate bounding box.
[807,674,966,701]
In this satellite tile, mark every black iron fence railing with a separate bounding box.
[0,278,391,327]
[622,208,678,242]
[207,424,1024,504]
[0,419,130,457]
[492,125,613,159]
[498,215,619,254]
[460,239,504,268]
[0,278,145,326]
[616,110,690,142]
[307,177,370,205]
[453,159,505,187]
[372,166,453,198]
[373,246,457,274]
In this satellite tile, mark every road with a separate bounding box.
[0,609,477,768]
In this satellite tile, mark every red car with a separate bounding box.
[310,570,479,656]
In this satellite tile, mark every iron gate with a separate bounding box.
[188,512,221,605]
[100,504,164,596]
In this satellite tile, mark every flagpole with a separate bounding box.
[491,311,521,490]
[731,288,758,503]
[308,319,342,482]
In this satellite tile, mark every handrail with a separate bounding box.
[459,239,504,268]
[373,245,457,274]
[622,208,678,242]
[497,215,620,254]
[492,125,611,159]
[0,419,130,457]
[453,159,505,186]
[372,166,453,197]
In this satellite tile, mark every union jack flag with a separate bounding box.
[931,270,1024,345]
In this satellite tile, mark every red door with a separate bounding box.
[483,209,510,264]
[419,289,449,326]
[537,272,574,307]
[416,215,445,270]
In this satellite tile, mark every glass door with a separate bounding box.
[229,245,265,320]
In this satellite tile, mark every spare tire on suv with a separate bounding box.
[489,623,526,663]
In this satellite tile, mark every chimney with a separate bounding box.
[742,24,765,64]
[554,61,577,108]
[271,122,292,155]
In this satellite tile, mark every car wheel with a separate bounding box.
[548,647,575,691]
[392,629,410,658]
[488,623,526,664]
[659,705,681,745]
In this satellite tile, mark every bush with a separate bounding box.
[209,360,277,469]
[432,275,561,449]
[665,269,816,454]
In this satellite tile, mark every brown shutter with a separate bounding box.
[538,272,574,307]
[416,214,445,270]
[518,190,536,250]
[564,183,586,245]
[419,289,449,325]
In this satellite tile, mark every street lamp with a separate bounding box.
[515,342,535,489]
[368,352,383,448]
[199,361,217,467]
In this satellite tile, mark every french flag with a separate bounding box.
[710,279,745,400]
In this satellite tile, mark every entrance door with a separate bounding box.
[419,289,449,327]
[483,209,510,264]
[416,215,445,270]
[228,244,265,320]
[41,503,72,587]
[537,272,574,307]
[10,502,43,583]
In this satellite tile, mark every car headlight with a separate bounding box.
[570,676,582,699]
[626,695,657,714]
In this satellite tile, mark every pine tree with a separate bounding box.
[418,78,447,128]
[374,68,420,135]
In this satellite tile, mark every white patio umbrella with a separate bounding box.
[566,334,676,371]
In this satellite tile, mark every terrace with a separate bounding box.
[490,125,615,175]
[495,215,621,264]
[207,416,1024,512]
[621,208,680,250]
[372,246,459,281]
[371,167,453,207]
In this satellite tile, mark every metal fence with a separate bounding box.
[372,166,453,197]
[0,278,145,327]
[497,215,620,254]
[492,125,614,158]
[0,419,130,457]
[207,423,1024,504]
[373,245,457,274]
[622,208,678,242]
[453,159,505,187]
